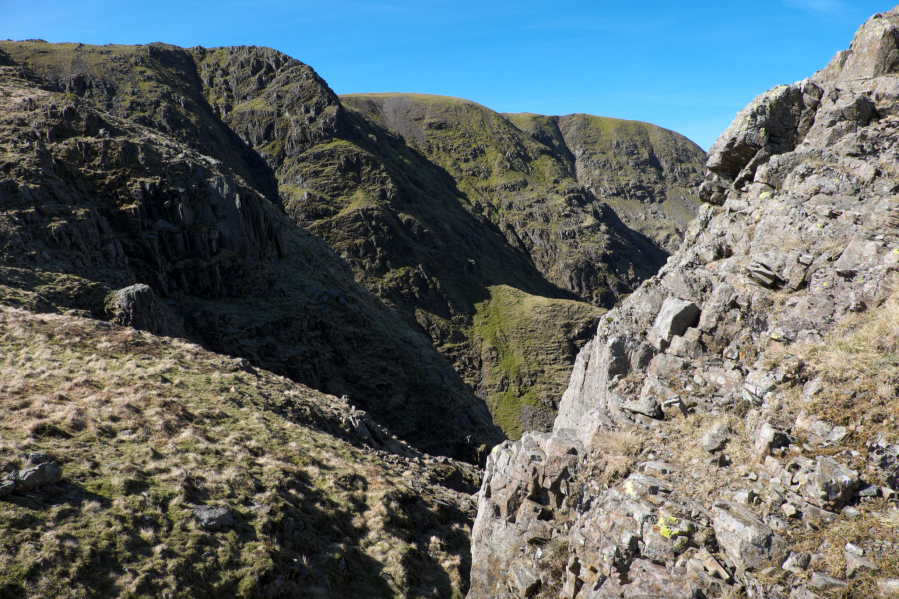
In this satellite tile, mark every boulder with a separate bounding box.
[712,501,786,570]
[794,411,848,445]
[801,456,860,509]
[648,298,701,350]
[621,394,663,420]
[809,572,847,591]
[782,552,811,573]
[13,461,62,492]
[105,284,179,337]
[193,505,235,530]
[844,550,878,578]
[509,563,540,598]
[701,421,729,453]
[0,479,15,498]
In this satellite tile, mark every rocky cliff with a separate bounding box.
[0,41,704,440]
[469,7,899,599]
[0,43,502,461]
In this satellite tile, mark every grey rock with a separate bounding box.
[782,552,811,573]
[0,479,15,498]
[809,572,847,591]
[754,421,790,456]
[746,260,785,289]
[668,328,703,358]
[13,461,62,492]
[621,395,662,420]
[794,411,848,445]
[509,563,540,597]
[801,503,839,525]
[879,579,899,596]
[701,421,729,452]
[781,503,800,519]
[845,551,878,578]
[24,452,52,466]
[841,506,862,519]
[789,587,821,599]
[802,456,860,509]
[193,505,235,530]
[734,489,757,505]
[712,501,786,570]
[648,298,700,350]
[856,484,880,498]
[105,284,179,337]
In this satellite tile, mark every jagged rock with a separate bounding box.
[746,260,785,289]
[794,411,848,445]
[105,284,178,337]
[753,421,790,456]
[0,479,15,498]
[589,558,707,599]
[510,563,540,597]
[648,298,701,350]
[809,572,847,591]
[12,461,62,492]
[468,432,578,599]
[782,552,811,573]
[801,456,860,509]
[845,550,878,578]
[193,506,234,530]
[712,501,786,570]
[701,421,730,452]
[469,7,899,598]
[621,394,662,420]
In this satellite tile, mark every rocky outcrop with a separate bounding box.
[469,7,899,598]
[0,48,502,461]
[0,42,684,441]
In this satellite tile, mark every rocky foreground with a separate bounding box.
[468,7,899,599]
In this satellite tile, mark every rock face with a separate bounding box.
[0,40,704,440]
[0,43,502,460]
[468,7,899,598]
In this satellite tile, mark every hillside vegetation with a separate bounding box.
[0,41,704,437]
[0,307,480,599]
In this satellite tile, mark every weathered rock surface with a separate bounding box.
[0,43,504,460]
[193,505,235,530]
[469,7,899,599]
[11,461,63,492]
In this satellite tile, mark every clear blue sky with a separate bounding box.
[2,0,894,150]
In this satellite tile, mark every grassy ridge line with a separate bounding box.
[0,307,475,599]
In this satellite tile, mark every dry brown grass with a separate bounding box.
[588,428,646,484]
[763,287,899,454]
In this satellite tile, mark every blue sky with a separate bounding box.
[2,0,893,149]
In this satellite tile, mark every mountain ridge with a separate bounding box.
[0,40,705,438]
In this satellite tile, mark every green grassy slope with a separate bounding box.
[0,306,477,599]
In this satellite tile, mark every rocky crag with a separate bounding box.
[0,41,705,439]
[469,7,899,599]
[0,47,504,461]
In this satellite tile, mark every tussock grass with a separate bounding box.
[588,429,645,484]
[0,307,474,599]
